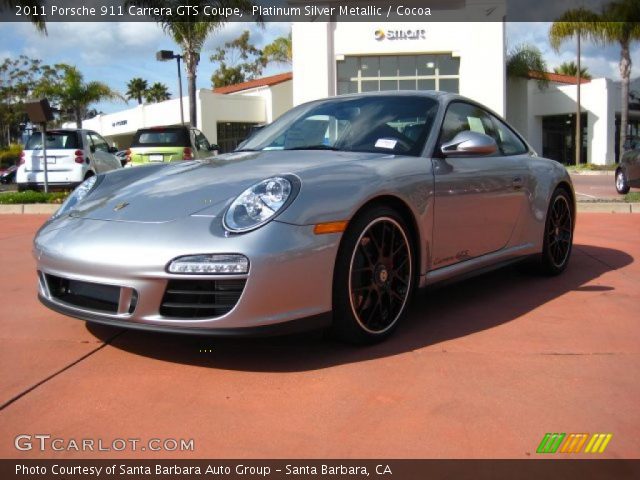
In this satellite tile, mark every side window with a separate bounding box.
[490,115,528,155]
[89,133,109,153]
[438,102,497,151]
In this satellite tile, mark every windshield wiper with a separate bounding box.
[285,145,341,151]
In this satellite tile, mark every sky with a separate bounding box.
[1,21,638,115]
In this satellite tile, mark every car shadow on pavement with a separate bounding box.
[87,244,633,372]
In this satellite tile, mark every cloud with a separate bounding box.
[2,21,290,114]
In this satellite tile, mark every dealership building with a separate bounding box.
[79,17,637,165]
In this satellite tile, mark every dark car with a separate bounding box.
[616,143,640,194]
[0,165,17,184]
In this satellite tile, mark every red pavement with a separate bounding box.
[0,214,638,459]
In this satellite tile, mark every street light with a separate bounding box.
[156,50,185,126]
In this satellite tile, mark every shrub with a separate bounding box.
[0,190,69,204]
[0,144,23,169]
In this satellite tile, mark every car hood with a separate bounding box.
[68,150,385,223]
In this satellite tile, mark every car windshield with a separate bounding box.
[131,128,189,147]
[238,95,439,156]
[26,131,79,150]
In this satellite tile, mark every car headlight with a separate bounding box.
[51,175,100,219]
[223,176,298,232]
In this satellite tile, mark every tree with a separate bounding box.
[127,0,257,127]
[145,82,171,103]
[554,61,592,80]
[210,30,267,88]
[506,43,549,88]
[0,55,56,145]
[126,77,149,104]
[36,65,123,128]
[262,32,292,65]
[550,1,640,161]
[1,0,46,33]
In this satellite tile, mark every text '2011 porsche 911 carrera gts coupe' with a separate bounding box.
[34,92,575,343]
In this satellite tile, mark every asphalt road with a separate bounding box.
[0,214,639,459]
[570,173,622,201]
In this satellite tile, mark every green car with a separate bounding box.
[126,126,218,166]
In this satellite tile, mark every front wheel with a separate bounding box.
[615,169,630,194]
[539,188,574,275]
[332,207,414,344]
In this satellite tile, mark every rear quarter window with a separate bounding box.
[131,128,189,147]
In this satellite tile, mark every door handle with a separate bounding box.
[512,176,524,190]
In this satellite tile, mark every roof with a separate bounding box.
[213,72,293,94]
[527,70,591,85]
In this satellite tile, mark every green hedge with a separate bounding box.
[566,163,617,172]
[0,190,69,204]
[0,144,23,169]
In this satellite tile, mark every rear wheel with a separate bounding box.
[615,168,630,194]
[332,206,414,344]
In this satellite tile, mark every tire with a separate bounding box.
[615,168,630,194]
[538,188,574,276]
[332,206,415,344]
[84,171,95,180]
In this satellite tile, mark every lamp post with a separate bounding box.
[156,50,185,126]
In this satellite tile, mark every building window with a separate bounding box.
[542,114,588,165]
[216,122,259,153]
[337,54,460,95]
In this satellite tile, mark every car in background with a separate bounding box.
[16,129,121,191]
[0,165,17,184]
[115,150,128,167]
[125,126,219,166]
[616,143,640,194]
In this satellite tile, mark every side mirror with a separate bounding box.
[89,145,96,153]
[441,131,498,157]
[108,146,118,154]
[208,144,220,151]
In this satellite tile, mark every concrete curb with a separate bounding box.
[569,170,615,176]
[1,203,639,215]
[0,204,58,215]
[577,202,639,213]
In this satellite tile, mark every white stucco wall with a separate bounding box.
[507,78,615,165]
[78,89,266,147]
[292,21,506,115]
[227,80,293,123]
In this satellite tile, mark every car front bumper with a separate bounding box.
[34,215,340,334]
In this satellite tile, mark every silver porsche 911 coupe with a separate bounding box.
[34,92,575,343]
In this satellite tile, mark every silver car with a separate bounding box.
[33,92,575,343]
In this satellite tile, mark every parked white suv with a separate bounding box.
[17,129,122,191]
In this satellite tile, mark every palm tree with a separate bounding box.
[263,32,292,65]
[550,1,640,161]
[37,65,123,128]
[554,61,592,80]
[126,77,149,104]
[145,82,171,103]
[1,0,46,33]
[126,0,256,127]
[506,43,548,88]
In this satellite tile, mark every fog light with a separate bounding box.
[168,254,249,274]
